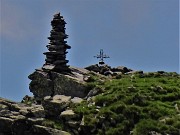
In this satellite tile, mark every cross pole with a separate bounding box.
[94,49,110,65]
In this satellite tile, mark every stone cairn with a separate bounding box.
[42,12,71,73]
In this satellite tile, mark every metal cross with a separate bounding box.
[94,49,110,65]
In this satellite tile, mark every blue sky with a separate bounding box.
[0,0,179,101]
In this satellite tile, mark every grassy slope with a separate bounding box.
[73,72,180,135]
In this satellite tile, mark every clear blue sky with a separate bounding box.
[1,0,179,101]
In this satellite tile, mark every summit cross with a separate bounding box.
[94,49,110,65]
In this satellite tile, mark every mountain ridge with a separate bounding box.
[0,65,179,135]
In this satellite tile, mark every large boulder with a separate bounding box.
[29,69,89,100]
[51,72,89,98]
[28,71,53,98]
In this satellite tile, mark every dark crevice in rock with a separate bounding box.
[48,71,55,97]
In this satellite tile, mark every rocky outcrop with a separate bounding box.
[85,64,133,75]
[51,72,88,97]
[28,12,91,101]
[0,97,70,135]
[29,68,90,101]
[0,95,86,135]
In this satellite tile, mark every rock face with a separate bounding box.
[29,71,53,98]
[29,69,89,100]
[0,95,85,135]
[51,72,88,97]
[0,97,70,135]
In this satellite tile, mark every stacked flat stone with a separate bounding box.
[42,12,71,73]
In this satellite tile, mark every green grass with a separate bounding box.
[72,72,180,135]
[42,119,64,130]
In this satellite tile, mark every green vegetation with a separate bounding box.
[73,72,180,135]
[42,119,64,130]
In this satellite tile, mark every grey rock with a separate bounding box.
[42,12,71,73]
[127,70,143,75]
[42,95,71,117]
[86,87,103,99]
[0,97,71,135]
[71,97,83,104]
[53,95,71,101]
[42,64,55,71]
[148,131,162,135]
[31,125,71,135]
[29,71,53,98]
[0,104,9,110]
[29,105,45,118]
[29,70,89,99]
[83,75,92,82]
[52,72,89,98]
[70,66,89,75]
[112,66,132,73]
[80,116,85,126]
[85,64,100,73]
[104,70,114,76]
[60,110,77,121]
[127,86,136,92]
[27,118,44,125]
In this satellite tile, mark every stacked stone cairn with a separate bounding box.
[29,12,89,100]
[42,12,71,73]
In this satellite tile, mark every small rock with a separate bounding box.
[148,131,162,135]
[104,71,114,76]
[9,114,26,120]
[86,87,102,99]
[71,97,83,104]
[60,110,77,120]
[44,96,52,100]
[53,95,71,101]
[80,116,85,126]
[0,104,9,110]
[66,120,80,129]
[30,105,45,118]
[27,117,44,125]
[19,109,29,116]
[42,95,71,117]
[127,86,136,92]
[83,75,92,82]
[0,109,11,116]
